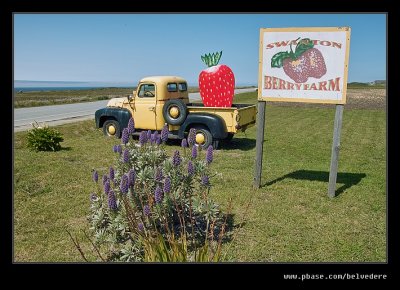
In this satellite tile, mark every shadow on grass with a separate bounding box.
[220,138,256,151]
[60,146,72,151]
[263,170,366,196]
[217,213,236,244]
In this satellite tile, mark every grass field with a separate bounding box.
[14,86,200,108]
[13,91,386,262]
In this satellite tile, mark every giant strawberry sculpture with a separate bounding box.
[199,51,235,107]
[271,38,326,83]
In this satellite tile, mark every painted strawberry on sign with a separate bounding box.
[199,51,235,107]
[271,38,327,83]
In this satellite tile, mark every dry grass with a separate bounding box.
[14,87,200,108]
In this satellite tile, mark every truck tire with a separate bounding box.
[193,125,213,149]
[163,99,187,125]
[103,119,121,138]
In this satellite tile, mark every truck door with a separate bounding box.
[134,83,157,130]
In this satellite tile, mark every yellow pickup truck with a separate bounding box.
[95,76,257,148]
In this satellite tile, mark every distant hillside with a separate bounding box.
[348,80,386,88]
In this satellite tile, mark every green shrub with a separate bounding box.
[97,96,109,100]
[79,120,229,262]
[26,122,64,152]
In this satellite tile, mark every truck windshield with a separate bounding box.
[138,84,155,98]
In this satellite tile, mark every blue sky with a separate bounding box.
[14,14,386,86]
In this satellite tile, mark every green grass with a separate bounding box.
[14,92,386,262]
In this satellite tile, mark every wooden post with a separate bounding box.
[254,101,266,188]
[328,104,344,197]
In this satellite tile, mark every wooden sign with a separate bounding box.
[258,27,351,104]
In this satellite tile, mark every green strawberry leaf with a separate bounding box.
[271,51,291,68]
[201,55,206,65]
[294,38,314,58]
[271,38,314,68]
[214,51,222,65]
[201,51,223,67]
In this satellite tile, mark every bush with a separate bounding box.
[26,122,64,152]
[81,121,229,262]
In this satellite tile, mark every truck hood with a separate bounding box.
[107,97,127,108]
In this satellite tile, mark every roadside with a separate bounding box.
[14,87,384,132]
[14,88,257,132]
[14,86,256,108]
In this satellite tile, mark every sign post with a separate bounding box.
[328,104,344,197]
[256,27,351,197]
[253,100,266,188]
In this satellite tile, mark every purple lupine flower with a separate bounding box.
[120,174,129,194]
[128,168,136,187]
[104,180,110,195]
[154,186,163,204]
[116,144,122,154]
[163,176,171,194]
[113,145,118,153]
[161,124,169,143]
[102,174,108,185]
[201,175,210,186]
[121,128,129,145]
[138,223,144,232]
[139,131,147,146]
[150,133,156,144]
[191,145,198,159]
[187,128,196,146]
[144,205,151,216]
[147,130,152,141]
[172,150,181,167]
[206,145,213,164]
[108,189,117,210]
[92,170,98,183]
[155,135,161,145]
[187,161,194,176]
[127,118,135,134]
[181,138,188,148]
[90,193,97,202]
[123,149,130,163]
[109,167,115,180]
[155,167,163,182]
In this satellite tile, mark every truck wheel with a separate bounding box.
[103,119,121,138]
[163,99,187,125]
[193,126,213,149]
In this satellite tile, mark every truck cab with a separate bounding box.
[95,76,257,149]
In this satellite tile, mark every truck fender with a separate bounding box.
[178,113,228,139]
[95,107,132,130]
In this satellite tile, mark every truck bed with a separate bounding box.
[186,103,257,133]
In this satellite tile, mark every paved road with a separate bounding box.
[14,88,256,131]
